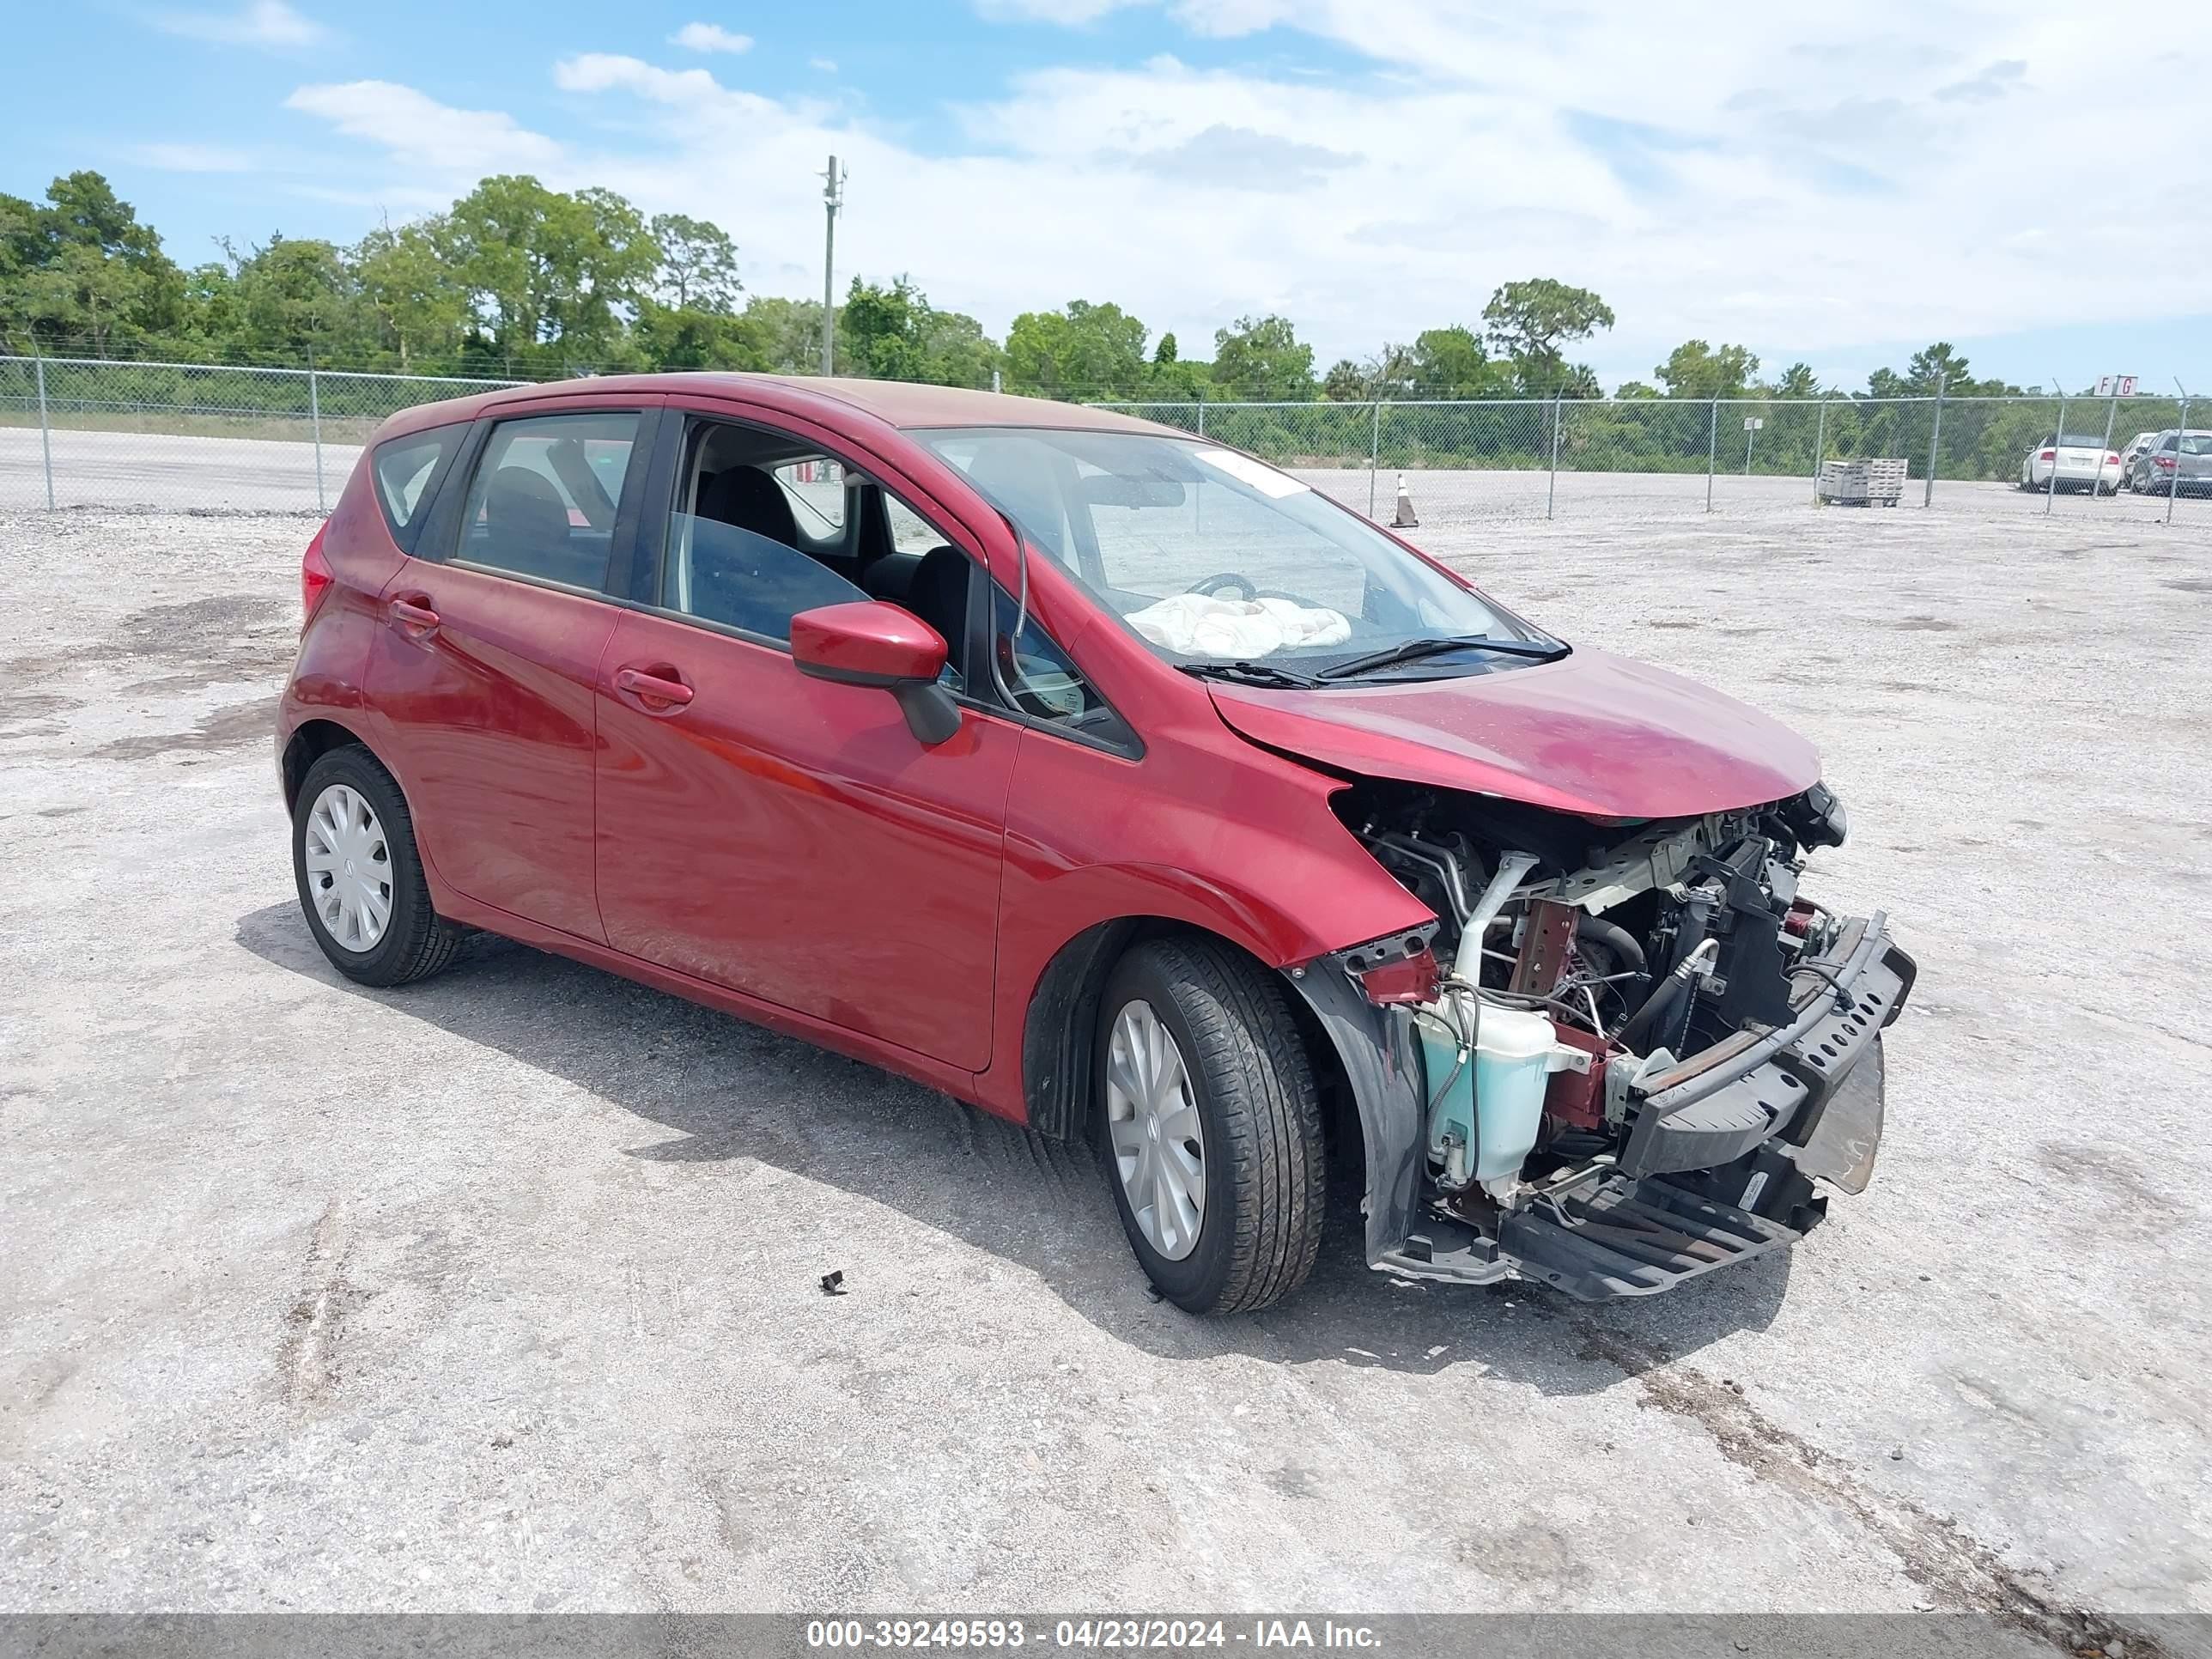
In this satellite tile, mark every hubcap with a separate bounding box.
[303,783,392,953]
[1106,1000,1206,1261]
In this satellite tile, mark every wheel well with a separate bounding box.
[1020,919,1359,1182]
[281,719,368,811]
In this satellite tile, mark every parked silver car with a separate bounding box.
[2126,429,2212,497]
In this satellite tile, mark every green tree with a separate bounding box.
[1867,342,2021,398]
[1321,357,1369,401]
[1410,325,1512,395]
[1480,278,1613,393]
[435,175,658,368]
[842,276,929,380]
[1613,379,1660,399]
[354,219,469,369]
[649,212,741,313]
[741,295,833,374]
[1004,299,1149,398]
[633,300,767,370]
[1211,313,1313,398]
[1145,331,1212,401]
[0,171,185,351]
[1771,362,1822,398]
[842,275,1001,387]
[1655,339,1760,398]
[224,234,361,360]
[921,305,1002,390]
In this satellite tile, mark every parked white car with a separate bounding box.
[2018,434,2123,495]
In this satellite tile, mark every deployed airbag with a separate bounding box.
[1125,592,1351,659]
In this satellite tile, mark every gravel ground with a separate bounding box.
[2,494,2209,1629]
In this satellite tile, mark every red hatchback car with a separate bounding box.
[279,375,1914,1314]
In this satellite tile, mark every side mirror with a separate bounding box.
[790,600,960,744]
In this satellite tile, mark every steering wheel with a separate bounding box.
[1187,572,1256,599]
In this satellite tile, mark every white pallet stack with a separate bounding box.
[1818,459,1908,507]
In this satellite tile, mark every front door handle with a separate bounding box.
[389,597,441,636]
[614,665,695,712]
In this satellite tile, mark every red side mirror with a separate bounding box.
[791,600,948,687]
[790,601,959,745]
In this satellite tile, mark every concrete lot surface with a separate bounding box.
[2,495,2209,1630]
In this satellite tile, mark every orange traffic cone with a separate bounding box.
[1391,473,1419,528]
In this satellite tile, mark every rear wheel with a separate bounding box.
[1096,938,1325,1315]
[292,746,463,988]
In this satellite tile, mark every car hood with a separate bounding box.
[1206,647,1821,820]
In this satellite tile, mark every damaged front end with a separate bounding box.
[1288,779,1917,1300]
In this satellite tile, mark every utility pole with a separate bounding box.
[820,155,846,377]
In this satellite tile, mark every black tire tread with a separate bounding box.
[296,745,464,988]
[1130,935,1325,1314]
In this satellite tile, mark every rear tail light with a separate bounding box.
[2038,449,2055,461]
[2107,454,2120,465]
[2155,455,2178,470]
[301,522,334,626]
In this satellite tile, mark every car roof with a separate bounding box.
[378,373,1167,443]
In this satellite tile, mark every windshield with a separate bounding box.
[914,427,1556,679]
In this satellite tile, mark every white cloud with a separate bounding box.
[670,21,752,53]
[155,0,326,46]
[288,8,2212,384]
[811,57,838,73]
[284,82,561,172]
[132,141,258,172]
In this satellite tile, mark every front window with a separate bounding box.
[915,428,1560,683]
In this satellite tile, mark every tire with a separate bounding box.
[292,745,464,988]
[1094,937,1326,1315]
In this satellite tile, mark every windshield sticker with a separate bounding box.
[1192,448,1310,498]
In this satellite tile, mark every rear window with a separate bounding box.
[371,424,466,548]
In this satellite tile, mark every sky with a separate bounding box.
[8,0,2210,393]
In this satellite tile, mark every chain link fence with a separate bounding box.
[0,354,523,514]
[3,350,2202,527]
[1097,392,2205,528]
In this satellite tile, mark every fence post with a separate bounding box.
[2093,393,2118,503]
[1923,375,1946,508]
[1705,398,1718,512]
[1195,386,1206,440]
[1547,392,1564,520]
[2170,390,2191,526]
[2045,386,2066,515]
[1369,398,1382,519]
[307,354,326,514]
[1811,398,1828,505]
[30,343,56,511]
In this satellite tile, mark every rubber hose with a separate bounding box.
[1617,972,1688,1053]
[1574,915,1646,977]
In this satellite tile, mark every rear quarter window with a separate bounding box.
[370,424,468,550]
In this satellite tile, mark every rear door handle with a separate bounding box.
[389,597,441,635]
[614,665,695,711]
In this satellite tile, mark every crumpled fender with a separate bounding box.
[1282,949,1428,1269]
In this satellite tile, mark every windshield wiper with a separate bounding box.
[1318,635,1568,680]
[1176,659,1325,689]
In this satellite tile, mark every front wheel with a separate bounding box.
[1096,938,1326,1315]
